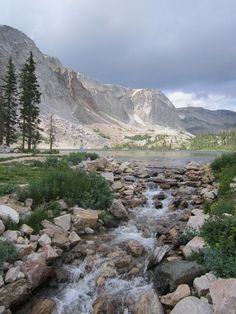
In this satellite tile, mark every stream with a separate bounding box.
[50,184,174,313]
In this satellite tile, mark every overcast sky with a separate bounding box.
[1,0,236,110]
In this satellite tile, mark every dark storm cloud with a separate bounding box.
[1,0,236,109]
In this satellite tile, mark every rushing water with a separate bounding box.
[51,185,174,314]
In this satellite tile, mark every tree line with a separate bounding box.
[0,52,41,151]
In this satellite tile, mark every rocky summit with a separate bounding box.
[1,25,236,148]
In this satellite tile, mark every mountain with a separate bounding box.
[0,25,236,148]
[177,107,236,135]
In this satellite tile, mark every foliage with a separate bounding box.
[211,152,236,173]
[24,208,49,234]
[0,183,16,196]
[17,168,113,210]
[208,199,235,216]
[190,130,236,151]
[64,151,99,165]
[177,226,200,245]
[0,240,17,266]
[93,128,110,139]
[19,51,41,151]
[1,57,18,145]
[4,217,19,230]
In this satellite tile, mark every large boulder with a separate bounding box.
[134,289,164,314]
[0,279,31,308]
[153,260,205,294]
[187,213,209,231]
[182,236,205,258]
[108,200,128,219]
[170,296,213,314]
[5,266,25,283]
[21,261,53,290]
[0,205,19,223]
[100,172,114,183]
[0,220,5,234]
[209,278,236,314]
[73,208,98,229]
[160,284,191,307]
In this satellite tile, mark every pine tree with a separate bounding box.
[19,52,41,151]
[1,57,18,146]
[0,85,5,145]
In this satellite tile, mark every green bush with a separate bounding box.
[17,169,113,210]
[209,200,235,216]
[64,152,99,166]
[177,227,200,245]
[24,208,49,234]
[211,153,236,173]
[0,183,16,196]
[4,217,19,230]
[0,240,18,265]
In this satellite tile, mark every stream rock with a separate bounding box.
[127,240,144,256]
[53,214,71,231]
[193,273,217,297]
[170,296,213,314]
[0,220,5,234]
[21,261,54,290]
[134,289,164,314]
[160,284,191,307]
[28,298,56,314]
[0,279,31,308]
[153,260,205,293]
[108,199,128,219]
[73,208,98,228]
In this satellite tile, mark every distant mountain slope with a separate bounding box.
[177,107,236,134]
[1,25,236,148]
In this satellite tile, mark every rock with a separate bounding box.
[170,296,213,314]
[127,240,144,256]
[5,266,25,283]
[38,234,51,247]
[108,200,128,219]
[0,220,5,234]
[193,273,217,297]
[86,158,109,171]
[160,284,191,307]
[51,232,70,249]
[0,306,6,314]
[154,260,204,293]
[68,231,81,245]
[200,188,217,201]
[134,289,164,314]
[21,261,53,290]
[114,255,132,268]
[41,245,59,261]
[84,227,94,234]
[185,161,200,171]
[30,234,39,242]
[54,199,68,210]
[151,245,170,265]
[112,181,123,190]
[209,278,236,314]
[182,236,205,258]
[119,161,130,172]
[0,275,4,287]
[15,243,36,258]
[27,252,47,264]
[187,213,209,231]
[0,205,19,223]
[28,298,56,314]
[154,200,163,209]
[25,198,33,207]
[53,214,71,231]
[3,230,18,242]
[0,279,31,308]
[20,224,34,236]
[169,227,178,238]
[73,208,98,228]
[156,192,166,200]
[124,175,136,182]
[100,172,114,183]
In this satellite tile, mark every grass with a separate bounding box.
[188,153,236,278]
[17,168,113,210]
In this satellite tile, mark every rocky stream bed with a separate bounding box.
[0,157,235,314]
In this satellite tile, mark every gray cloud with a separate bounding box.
[1,0,236,109]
